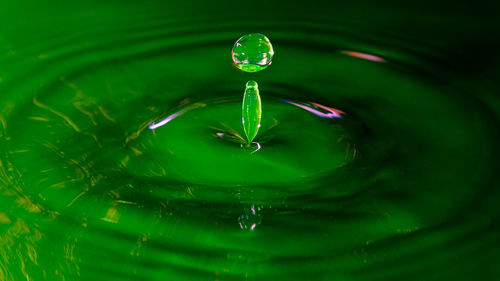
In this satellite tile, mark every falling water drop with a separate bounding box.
[242,80,262,143]
[232,33,274,72]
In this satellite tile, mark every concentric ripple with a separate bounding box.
[0,6,499,281]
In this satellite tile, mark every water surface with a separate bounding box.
[1,1,499,281]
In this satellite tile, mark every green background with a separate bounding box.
[1,1,499,281]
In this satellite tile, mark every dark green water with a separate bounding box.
[1,1,500,281]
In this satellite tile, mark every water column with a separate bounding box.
[232,33,274,145]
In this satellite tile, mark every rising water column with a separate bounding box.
[232,33,274,144]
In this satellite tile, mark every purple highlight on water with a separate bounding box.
[149,109,187,130]
[149,103,206,130]
[282,100,343,119]
[251,142,261,154]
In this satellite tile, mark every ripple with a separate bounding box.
[0,15,499,281]
[133,95,355,187]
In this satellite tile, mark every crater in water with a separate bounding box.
[131,93,356,186]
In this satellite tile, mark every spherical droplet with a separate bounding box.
[232,33,274,73]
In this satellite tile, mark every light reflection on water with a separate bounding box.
[0,3,499,281]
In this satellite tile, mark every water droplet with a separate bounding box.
[242,80,262,143]
[232,33,274,73]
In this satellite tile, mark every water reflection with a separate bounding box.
[340,50,386,63]
[282,100,344,119]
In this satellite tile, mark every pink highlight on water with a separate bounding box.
[341,50,385,63]
[283,100,343,119]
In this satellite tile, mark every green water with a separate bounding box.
[1,1,500,281]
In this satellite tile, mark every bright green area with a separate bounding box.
[232,33,274,73]
[242,80,262,143]
[134,98,353,186]
[0,1,500,281]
